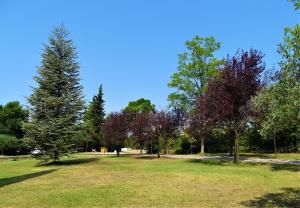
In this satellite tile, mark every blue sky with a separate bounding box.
[0,0,298,113]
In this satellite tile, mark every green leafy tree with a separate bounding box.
[168,35,223,110]
[23,26,84,162]
[289,0,300,10]
[124,98,155,113]
[252,20,300,155]
[168,35,223,153]
[84,85,105,150]
[0,101,28,138]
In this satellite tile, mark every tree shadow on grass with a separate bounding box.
[37,157,99,166]
[187,159,228,165]
[187,159,300,172]
[0,169,57,188]
[271,164,300,172]
[135,156,158,160]
[241,188,300,208]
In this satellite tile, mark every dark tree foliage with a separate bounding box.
[128,111,154,153]
[103,112,128,157]
[0,101,28,138]
[198,49,265,162]
[85,84,105,150]
[23,26,85,162]
[124,98,156,153]
[153,110,181,158]
[186,110,211,154]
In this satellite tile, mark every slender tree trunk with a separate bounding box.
[273,130,277,158]
[150,139,153,155]
[86,141,89,152]
[233,129,240,163]
[164,139,168,155]
[200,138,205,154]
[229,136,234,157]
[54,151,59,162]
[117,148,120,157]
[157,138,161,158]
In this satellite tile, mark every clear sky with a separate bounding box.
[0,0,299,113]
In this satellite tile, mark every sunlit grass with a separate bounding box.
[0,154,299,207]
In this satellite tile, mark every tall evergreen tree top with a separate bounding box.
[89,85,105,132]
[29,25,84,121]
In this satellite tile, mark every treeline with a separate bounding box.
[1,1,299,162]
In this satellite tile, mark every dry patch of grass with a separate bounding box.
[0,154,299,207]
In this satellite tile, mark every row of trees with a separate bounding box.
[3,0,296,162]
[167,1,300,162]
[103,103,182,158]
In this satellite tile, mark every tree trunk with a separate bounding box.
[117,149,120,157]
[229,137,234,157]
[85,141,89,152]
[233,129,240,163]
[54,151,59,162]
[157,137,161,158]
[200,138,205,154]
[164,137,169,155]
[150,139,153,155]
[273,130,277,158]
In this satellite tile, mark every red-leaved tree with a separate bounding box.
[198,49,265,162]
[103,112,128,157]
[153,110,181,158]
[129,111,154,153]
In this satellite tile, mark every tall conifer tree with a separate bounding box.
[23,26,84,161]
[85,85,105,150]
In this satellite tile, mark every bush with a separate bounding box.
[175,134,197,154]
[0,134,19,155]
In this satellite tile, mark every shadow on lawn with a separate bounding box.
[187,159,300,172]
[37,157,99,166]
[187,159,228,165]
[0,169,57,188]
[241,188,300,208]
[271,164,300,172]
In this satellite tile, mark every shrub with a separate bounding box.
[0,134,19,155]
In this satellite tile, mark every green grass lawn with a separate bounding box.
[0,154,299,208]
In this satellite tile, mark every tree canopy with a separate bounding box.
[124,98,155,113]
[0,101,28,138]
[197,49,266,162]
[168,35,223,111]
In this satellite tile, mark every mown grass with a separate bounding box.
[0,154,299,208]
